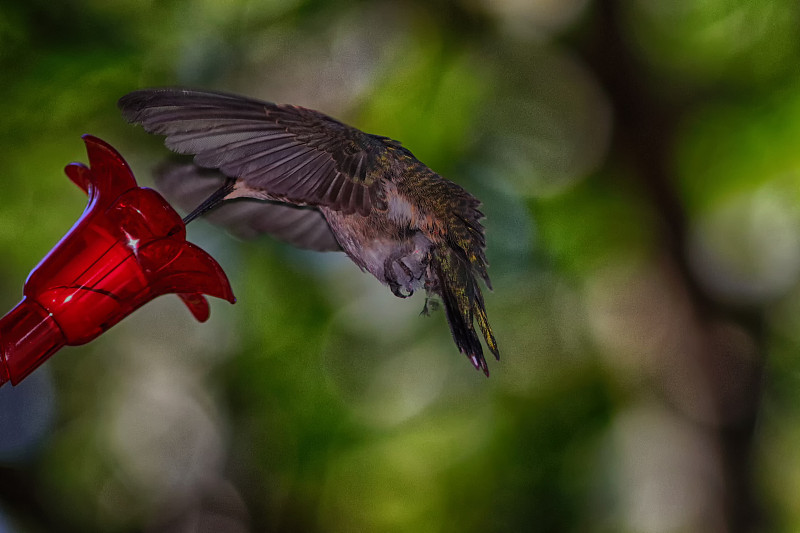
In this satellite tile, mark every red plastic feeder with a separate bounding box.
[0,135,236,386]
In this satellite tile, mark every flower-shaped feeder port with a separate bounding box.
[0,135,236,387]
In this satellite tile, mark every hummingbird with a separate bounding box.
[118,88,499,375]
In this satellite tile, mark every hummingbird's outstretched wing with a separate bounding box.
[118,88,385,216]
[157,162,341,251]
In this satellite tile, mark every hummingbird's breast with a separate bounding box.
[320,206,432,295]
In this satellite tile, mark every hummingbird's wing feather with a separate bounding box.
[118,88,384,216]
[157,162,342,252]
[399,173,491,289]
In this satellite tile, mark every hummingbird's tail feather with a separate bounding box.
[473,287,499,359]
[431,245,499,377]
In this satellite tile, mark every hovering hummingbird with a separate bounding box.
[118,88,499,375]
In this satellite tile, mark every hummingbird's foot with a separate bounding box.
[388,280,413,298]
[420,297,440,316]
[396,259,414,279]
[384,257,415,298]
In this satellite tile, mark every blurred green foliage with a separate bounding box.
[1,1,800,532]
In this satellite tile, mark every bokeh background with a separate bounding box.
[1,0,799,531]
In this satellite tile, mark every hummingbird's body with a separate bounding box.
[118,88,498,374]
